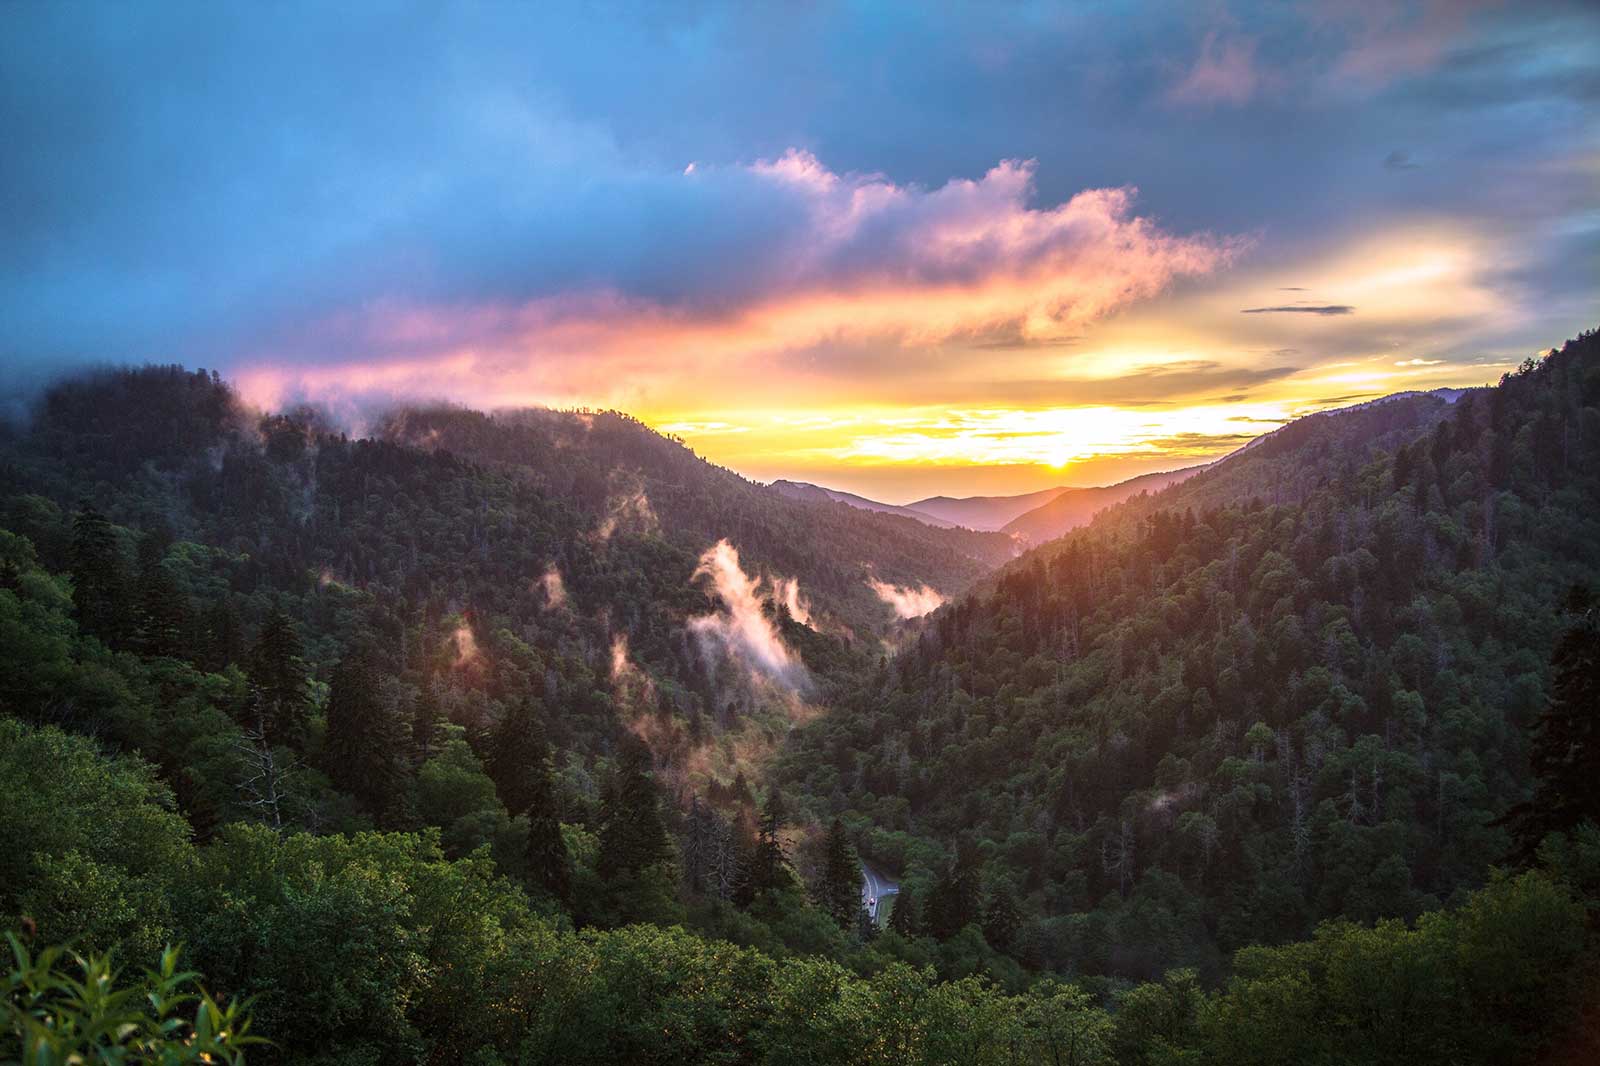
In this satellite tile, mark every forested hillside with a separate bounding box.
[370,405,1016,627]
[3,713,1597,1065]
[779,331,1600,978]
[3,334,1599,1064]
[0,370,1023,810]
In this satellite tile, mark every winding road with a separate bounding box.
[861,861,899,923]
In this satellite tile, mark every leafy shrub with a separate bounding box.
[1,932,262,1065]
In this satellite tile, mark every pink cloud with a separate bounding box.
[234,152,1241,412]
[1168,31,1262,106]
[1318,0,1490,91]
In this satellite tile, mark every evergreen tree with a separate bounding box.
[816,818,863,932]
[487,701,570,903]
[323,648,409,819]
[411,686,446,766]
[596,736,671,880]
[856,902,878,942]
[488,697,548,815]
[201,595,244,671]
[131,533,188,659]
[247,609,311,748]
[522,730,570,905]
[69,503,126,645]
[738,791,793,905]
[683,796,715,894]
[1506,586,1600,861]
[887,881,918,937]
[983,879,1023,951]
[926,848,982,941]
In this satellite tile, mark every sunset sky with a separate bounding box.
[4,2,1596,501]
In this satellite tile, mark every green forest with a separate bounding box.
[3,330,1599,1064]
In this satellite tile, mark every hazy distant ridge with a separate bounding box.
[905,486,1071,531]
[998,467,1203,543]
[767,480,962,528]
[768,469,1208,543]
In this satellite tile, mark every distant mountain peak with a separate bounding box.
[766,480,961,528]
[998,467,1205,544]
[906,486,1072,531]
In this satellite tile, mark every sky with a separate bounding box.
[3,1,1596,502]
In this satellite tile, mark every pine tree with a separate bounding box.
[738,791,793,905]
[521,725,570,905]
[925,847,982,941]
[983,880,1023,951]
[1506,586,1600,861]
[201,595,245,670]
[596,736,671,880]
[887,881,918,938]
[488,697,548,815]
[856,902,878,943]
[683,796,715,894]
[411,686,446,766]
[131,533,189,659]
[70,503,126,645]
[817,818,863,932]
[247,609,311,748]
[323,649,409,819]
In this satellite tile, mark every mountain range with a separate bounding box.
[3,332,1598,1064]
[771,465,1208,545]
[768,479,965,529]
[900,486,1071,531]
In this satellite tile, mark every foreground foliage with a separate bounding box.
[4,717,1597,1064]
[1,934,261,1065]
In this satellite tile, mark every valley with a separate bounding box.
[6,5,1599,1061]
[3,331,1599,1063]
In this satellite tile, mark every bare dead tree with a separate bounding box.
[234,725,303,832]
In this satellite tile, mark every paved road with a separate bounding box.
[861,861,899,923]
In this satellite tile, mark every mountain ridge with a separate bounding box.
[906,486,1073,530]
[776,330,1600,983]
[768,479,962,528]
[998,466,1205,543]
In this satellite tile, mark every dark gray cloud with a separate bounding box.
[1241,305,1355,315]
[1384,150,1422,171]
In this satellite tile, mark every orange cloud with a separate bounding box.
[234,153,1239,414]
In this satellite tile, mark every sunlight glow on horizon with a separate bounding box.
[6,0,1592,506]
[221,165,1544,504]
[231,330,1523,504]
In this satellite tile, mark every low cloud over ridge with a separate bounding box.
[689,540,807,690]
[868,578,945,620]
